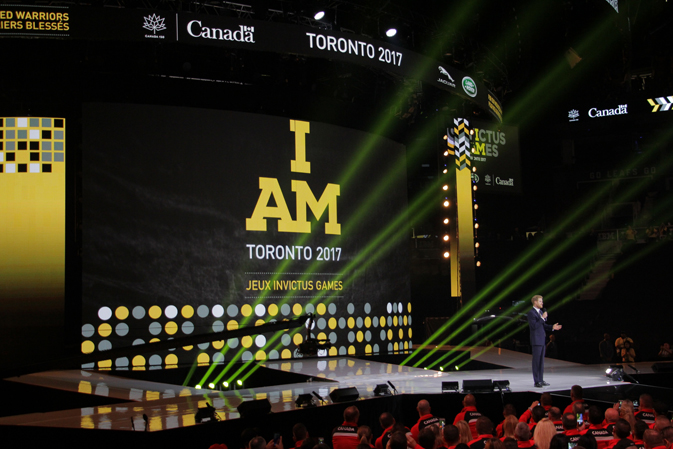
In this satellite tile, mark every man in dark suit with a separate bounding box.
[527,295,562,387]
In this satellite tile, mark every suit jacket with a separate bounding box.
[527,307,552,346]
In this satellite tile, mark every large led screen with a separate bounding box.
[0,117,66,363]
[81,104,411,370]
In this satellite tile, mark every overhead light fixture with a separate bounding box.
[386,28,397,37]
[314,11,325,20]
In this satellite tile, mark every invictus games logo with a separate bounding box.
[568,109,580,122]
[471,173,479,183]
[462,76,477,98]
[143,13,166,39]
[437,66,456,88]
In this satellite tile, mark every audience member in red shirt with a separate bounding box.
[412,400,440,441]
[563,386,585,415]
[454,394,483,440]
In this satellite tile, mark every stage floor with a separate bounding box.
[0,346,648,431]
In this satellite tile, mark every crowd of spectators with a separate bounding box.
[210,388,673,449]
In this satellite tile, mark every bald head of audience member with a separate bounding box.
[463,394,477,408]
[418,400,432,417]
[605,408,619,425]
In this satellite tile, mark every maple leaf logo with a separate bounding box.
[143,14,166,34]
[568,109,580,120]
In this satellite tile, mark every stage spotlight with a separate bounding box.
[442,381,459,393]
[463,379,494,393]
[223,381,229,389]
[443,251,450,259]
[443,200,450,207]
[443,184,449,190]
[208,383,215,389]
[329,387,359,403]
[237,380,243,387]
[605,365,625,381]
[444,150,449,156]
[443,169,448,174]
[443,218,449,224]
[195,384,202,389]
[237,399,271,418]
[386,28,397,37]
[295,393,315,407]
[443,235,449,241]
[493,380,511,391]
[374,384,392,396]
[314,11,325,20]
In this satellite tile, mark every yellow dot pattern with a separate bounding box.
[292,303,302,315]
[98,323,112,337]
[82,300,414,366]
[115,306,129,320]
[98,359,112,369]
[181,305,194,318]
[165,321,178,335]
[149,305,162,319]
[81,340,94,354]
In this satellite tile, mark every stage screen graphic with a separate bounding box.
[0,117,66,364]
[468,120,521,194]
[81,104,411,370]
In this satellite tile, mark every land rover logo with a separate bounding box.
[462,77,477,98]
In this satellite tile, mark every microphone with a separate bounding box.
[541,308,547,314]
[312,391,326,403]
[387,381,398,394]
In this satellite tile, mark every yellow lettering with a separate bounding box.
[246,177,293,232]
[292,180,341,235]
[290,120,311,174]
[474,142,486,155]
